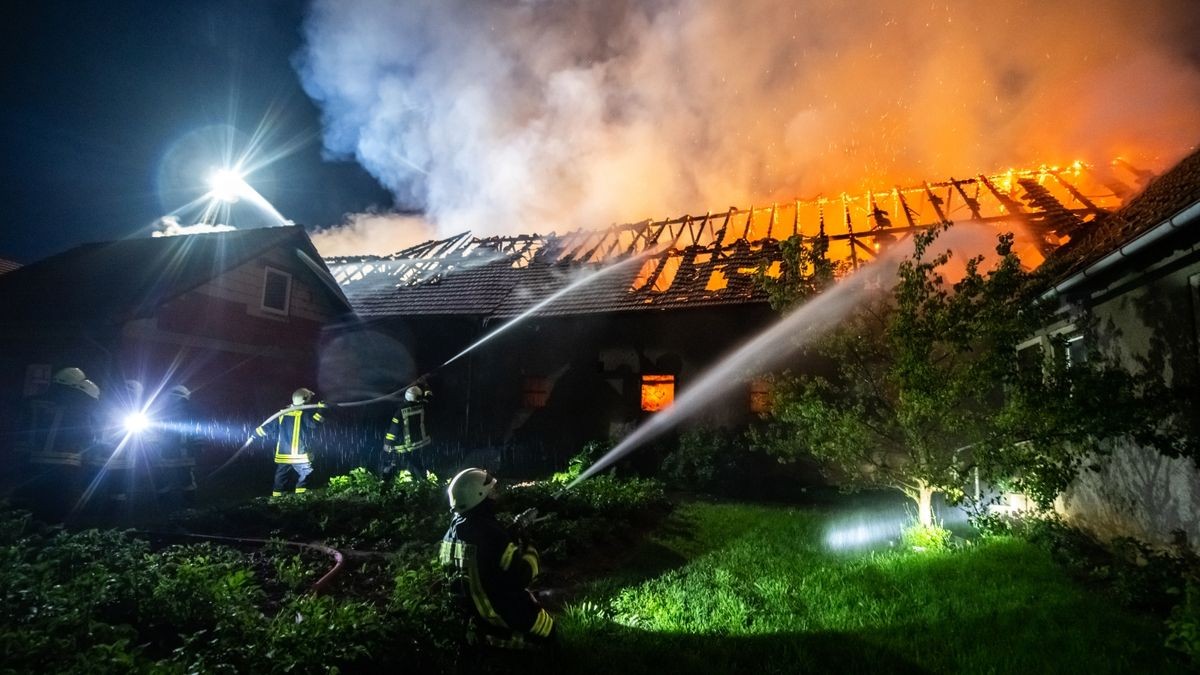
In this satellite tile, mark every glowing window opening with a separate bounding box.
[522,376,551,409]
[640,374,675,412]
[749,378,771,414]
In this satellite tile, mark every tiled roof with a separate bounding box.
[1043,147,1200,282]
[332,163,1127,320]
[0,226,342,323]
[0,258,20,275]
[342,237,776,319]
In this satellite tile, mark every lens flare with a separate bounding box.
[123,411,151,434]
[208,168,248,203]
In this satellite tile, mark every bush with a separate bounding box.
[552,440,614,484]
[1167,579,1200,664]
[900,523,952,552]
[661,427,738,490]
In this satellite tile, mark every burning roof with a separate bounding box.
[1044,147,1200,283]
[329,163,1132,320]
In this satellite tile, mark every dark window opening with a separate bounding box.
[522,377,551,409]
[262,267,292,315]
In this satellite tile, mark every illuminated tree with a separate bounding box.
[757,227,1187,527]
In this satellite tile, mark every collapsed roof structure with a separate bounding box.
[327,163,1134,320]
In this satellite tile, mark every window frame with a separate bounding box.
[261,266,293,317]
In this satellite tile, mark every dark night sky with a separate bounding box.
[0,0,392,264]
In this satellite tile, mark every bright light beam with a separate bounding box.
[123,411,151,434]
[208,168,249,203]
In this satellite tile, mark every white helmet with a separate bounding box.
[79,379,100,401]
[448,468,496,513]
[53,367,87,387]
[169,385,191,400]
[292,387,316,405]
[404,385,424,403]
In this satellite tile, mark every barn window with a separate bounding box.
[261,267,292,316]
[749,378,771,414]
[640,374,675,412]
[522,376,551,409]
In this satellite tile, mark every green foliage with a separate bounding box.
[1167,580,1200,665]
[325,466,384,496]
[759,224,1187,522]
[756,232,837,311]
[564,501,1182,673]
[660,427,740,490]
[900,523,953,551]
[553,440,613,484]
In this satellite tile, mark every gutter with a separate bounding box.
[1042,198,1200,302]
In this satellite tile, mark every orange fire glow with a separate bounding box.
[640,374,675,412]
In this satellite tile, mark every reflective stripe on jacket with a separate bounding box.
[440,501,549,637]
[256,405,324,464]
[384,402,430,453]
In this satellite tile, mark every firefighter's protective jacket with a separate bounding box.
[384,400,430,454]
[154,396,201,469]
[21,384,99,467]
[256,404,325,464]
[440,499,553,639]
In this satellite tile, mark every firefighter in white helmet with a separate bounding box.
[255,387,326,497]
[152,385,201,508]
[16,366,102,520]
[439,468,554,648]
[380,379,433,482]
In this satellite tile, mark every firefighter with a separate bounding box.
[440,468,555,649]
[256,387,325,497]
[153,385,201,508]
[85,379,145,511]
[16,367,101,520]
[380,381,433,482]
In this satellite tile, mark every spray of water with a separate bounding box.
[209,250,655,479]
[568,225,1002,487]
[440,251,655,368]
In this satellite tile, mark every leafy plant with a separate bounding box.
[900,523,953,552]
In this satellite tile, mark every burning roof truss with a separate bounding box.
[328,162,1136,317]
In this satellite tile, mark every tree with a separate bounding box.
[756,226,1190,527]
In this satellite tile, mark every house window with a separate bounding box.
[1016,339,1045,375]
[1191,274,1200,367]
[1063,333,1087,366]
[522,376,551,409]
[749,378,771,414]
[261,267,292,316]
[640,374,675,412]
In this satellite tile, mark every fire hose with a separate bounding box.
[138,530,349,595]
[206,373,434,480]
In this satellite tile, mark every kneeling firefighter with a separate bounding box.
[255,387,327,496]
[440,468,555,648]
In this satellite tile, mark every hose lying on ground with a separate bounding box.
[139,530,347,595]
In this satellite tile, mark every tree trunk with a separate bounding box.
[916,483,935,527]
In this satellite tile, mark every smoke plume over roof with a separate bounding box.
[297,0,1200,252]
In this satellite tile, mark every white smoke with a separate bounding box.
[296,0,1200,250]
[310,211,437,257]
[151,215,237,237]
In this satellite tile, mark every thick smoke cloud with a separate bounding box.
[297,0,1200,252]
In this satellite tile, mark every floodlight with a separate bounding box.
[208,168,247,203]
[123,411,151,434]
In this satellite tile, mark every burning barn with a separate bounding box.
[326,163,1128,464]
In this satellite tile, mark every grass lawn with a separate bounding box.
[538,501,1188,674]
